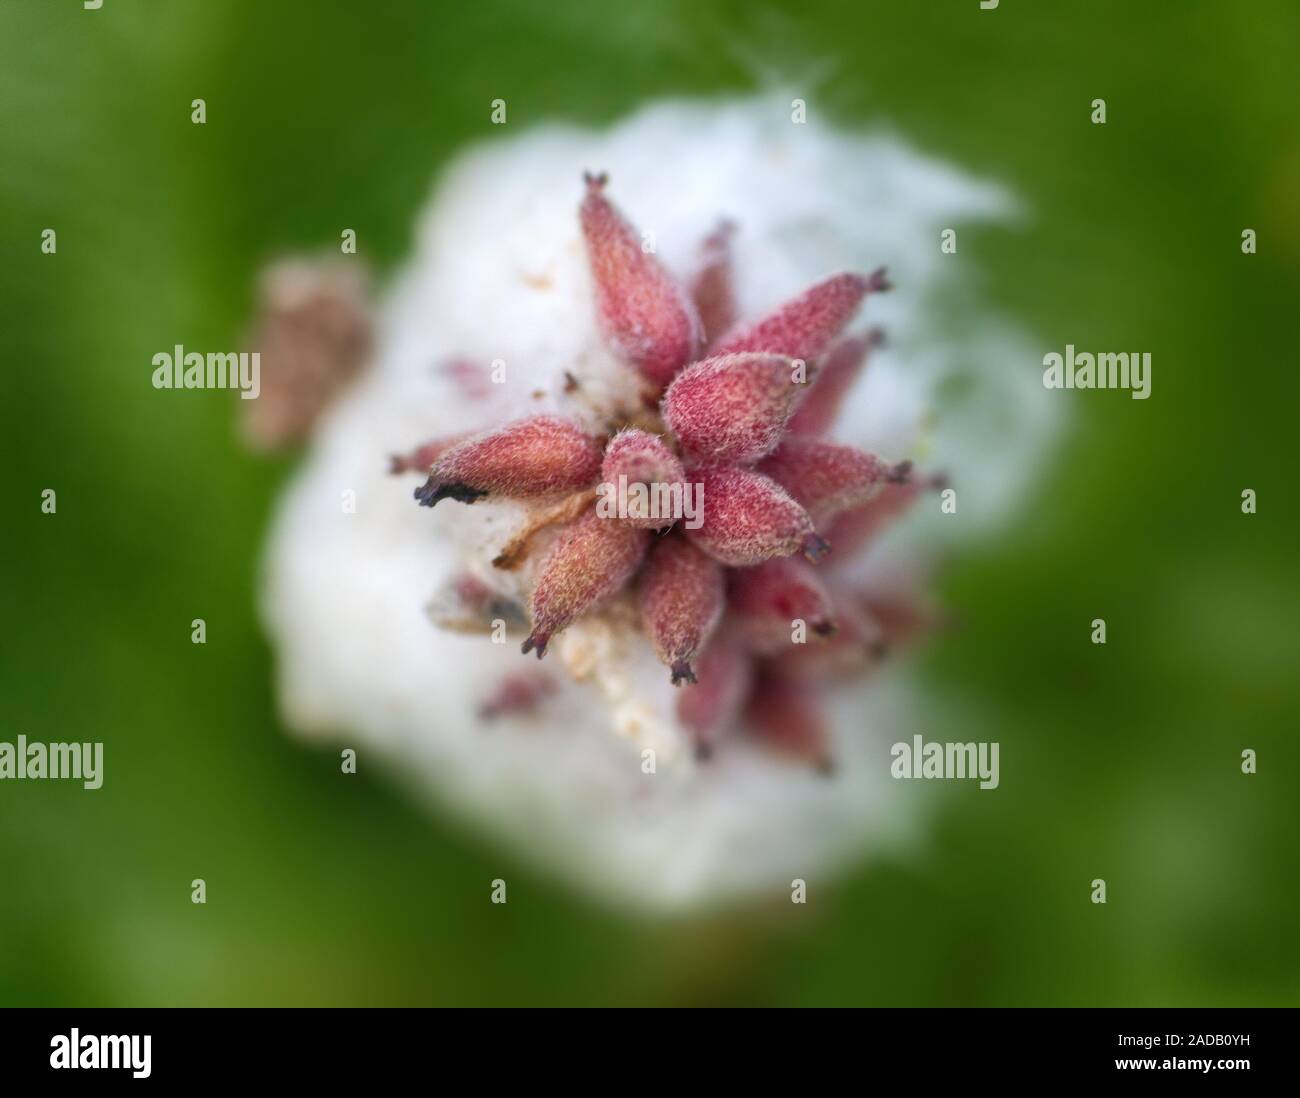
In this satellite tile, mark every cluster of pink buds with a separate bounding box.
[395,174,943,768]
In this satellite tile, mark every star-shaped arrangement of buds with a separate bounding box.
[395,173,943,769]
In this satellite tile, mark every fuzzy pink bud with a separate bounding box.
[662,352,807,464]
[783,591,887,680]
[599,429,688,529]
[689,219,738,347]
[745,675,833,773]
[686,464,828,567]
[414,415,604,507]
[676,641,753,759]
[820,473,945,557]
[785,329,882,436]
[712,269,888,364]
[441,357,495,402]
[579,172,701,388]
[728,557,837,655]
[638,535,725,684]
[759,436,911,521]
[522,505,649,658]
[858,590,939,650]
[425,570,528,634]
[241,260,372,451]
[389,432,472,476]
[478,670,558,721]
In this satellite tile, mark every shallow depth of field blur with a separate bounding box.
[2,0,1297,1006]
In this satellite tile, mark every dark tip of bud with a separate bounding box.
[866,266,892,293]
[866,326,887,348]
[814,756,837,778]
[694,741,715,763]
[520,632,550,659]
[709,217,737,242]
[414,478,489,508]
[869,640,890,661]
[389,455,407,475]
[812,619,837,638]
[888,460,913,484]
[583,170,609,190]
[928,472,951,492]
[670,659,698,686]
[801,533,831,563]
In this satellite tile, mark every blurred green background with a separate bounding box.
[2,0,1297,1006]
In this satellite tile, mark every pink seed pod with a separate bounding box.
[478,670,557,721]
[858,592,932,650]
[745,674,834,773]
[689,219,738,346]
[579,172,702,389]
[728,556,837,655]
[638,535,725,684]
[662,352,807,464]
[241,259,373,451]
[820,473,945,558]
[389,432,473,475]
[676,640,753,759]
[686,464,828,567]
[782,590,887,681]
[441,357,496,402]
[785,329,882,436]
[599,429,688,529]
[759,436,911,522]
[853,565,946,650]
[712,269,889,364]
[425,570,528,634]
[414,415,604,507]
[522,505,649,658]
